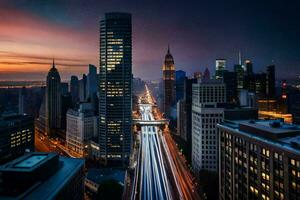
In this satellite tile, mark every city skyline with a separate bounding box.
[0,0,300,81]
[1,3,300,199]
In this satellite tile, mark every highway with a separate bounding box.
[139,104,172,200]
[132,85,200,200]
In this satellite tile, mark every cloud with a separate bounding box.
[0,51,89,63]
[0,5,98,76]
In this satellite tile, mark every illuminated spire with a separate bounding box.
[238,50,241,65]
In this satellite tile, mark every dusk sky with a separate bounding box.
[0,0,299,81]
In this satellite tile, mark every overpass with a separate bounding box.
[133,119,169,126]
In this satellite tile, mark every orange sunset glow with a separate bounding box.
[0,6,98,80]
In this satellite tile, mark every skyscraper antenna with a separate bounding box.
[238,50,242,65]
[167,44,170,54]
[52,57,55,68]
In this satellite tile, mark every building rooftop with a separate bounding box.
[14,154,47,168]
[218,119,300,154]
[0,152,84,200]
[86,168,125,186]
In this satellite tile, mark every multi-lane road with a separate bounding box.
[132,85,200,200]
[139,104,172,200]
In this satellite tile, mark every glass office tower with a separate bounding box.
[99,12,132,166]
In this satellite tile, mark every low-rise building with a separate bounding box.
[66,103,98,156]
[0,152,85,200]
[0,114,34,164]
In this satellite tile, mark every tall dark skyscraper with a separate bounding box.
[45,59,61,137]
[223,70,238,103]
[99,12,132,166]
[177,77,197,162]
[70,75,79,106]
[79,74,87,102]
[87,64,97,99]
[163,46,176,117]
[175,70,186,102]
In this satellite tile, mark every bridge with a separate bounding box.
[133,119,169,126]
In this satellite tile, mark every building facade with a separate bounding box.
[192,79,226,173]
[163,46,176,117]
[0,114,34,164]
[66,103,98,156]
[175,70,186,102]
[87,64,98,100]
[218,120,300,200]
[99,12,132,166]
[79,74,87,102]
[45,59,62,137]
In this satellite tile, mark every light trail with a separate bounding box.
[132,85,200,200]
[139,104,172,200]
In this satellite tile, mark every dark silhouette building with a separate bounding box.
[0,114,34,164]
[87,64,98,100]
[266,65,276,98]
[79,74,87,102]
[163,46,176,118]
[70,75,79,106]
[98,12,132,166]
[177,77,197,163]
[255,73,267,98]
[18,87,26,115]
[203,67,210,80]
[223,70,238,104]
[175,70,186,102]
[0,152,85,200]
[45,59,61,137]
[61,82,69,96]
[244,59,253,75]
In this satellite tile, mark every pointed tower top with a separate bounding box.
[167,44,170,54]
[52,57,55,68]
